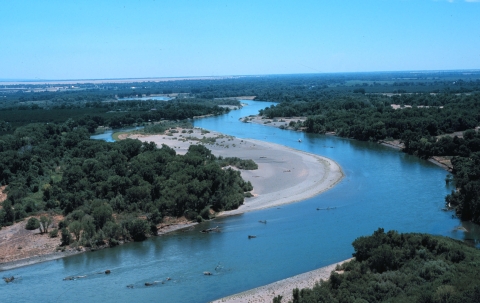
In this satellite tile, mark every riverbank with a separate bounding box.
[0,250,83,272]
[0,214,85,271]
[0,218,197,272]
[211,258,353,303]
[245,114,456,173]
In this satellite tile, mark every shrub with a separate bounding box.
[49,228,58,238]
[25,217,40,230]
[185,210,199,221]
[60,228,71,246]
[124,218,149,241]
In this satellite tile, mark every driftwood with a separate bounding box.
[200,226,220,233]
[248,235,256,239]
[145,280,163,286]
[316,207,336,211]
[203,271,212,276]
[3,276,14,283]
[63,275,87,281]
[258,220,267,224]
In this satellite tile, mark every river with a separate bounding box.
[1,100,477,303]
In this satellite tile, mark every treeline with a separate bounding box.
[279,228,480,303]
[260,93,480,142]
[0,98,234,134]
[446,151,480,224]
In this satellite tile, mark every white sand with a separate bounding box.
[211,259,353,303]
[130,128,344,216]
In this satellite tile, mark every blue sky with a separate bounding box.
[1,0,479,80]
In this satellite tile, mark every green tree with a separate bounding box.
[69,220,82,241]
[39,215,52,234]
[25,217,40,230]
[92,203,113,230]
[60,227,72,246]
[124,218,149,241]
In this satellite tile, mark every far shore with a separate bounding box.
[246,114,454,172]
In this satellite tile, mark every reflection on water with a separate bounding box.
[3,100,479,303]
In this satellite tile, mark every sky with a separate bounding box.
[0,0,479,80]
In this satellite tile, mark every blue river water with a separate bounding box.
[90,126,144,142]
[1,101,476,303]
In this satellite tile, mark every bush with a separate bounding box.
[58,220,67,229]
[185,210,199,221]
[199,206,211,220]
[60,228,71,246]
[25,217,40,230]
[49,228,58,238]
[124,218,149,241]
[109,238,119,247]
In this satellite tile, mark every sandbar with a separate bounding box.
[130,128,343,216]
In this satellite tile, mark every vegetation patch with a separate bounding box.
[283,228,480,303]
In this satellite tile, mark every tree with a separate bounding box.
[69,220,82,241]
[81,216,96,246]
[2,200,15,224]
[39,215,52,234]
[92,203,113,230]
[60,227,72,246]
[124,218,149,241]
[25,217,40,230]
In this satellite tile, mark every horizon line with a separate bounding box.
[1,69,480,85]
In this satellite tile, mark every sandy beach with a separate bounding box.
[211,258,353,303]
[129,128,343,215]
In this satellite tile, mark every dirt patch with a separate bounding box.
[378,139,405,150]
[156,216,197,235]
[430,156,453,171]
[0,214,64,265]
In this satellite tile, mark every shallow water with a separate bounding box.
[2,101,477,303]
[90,126,144,142]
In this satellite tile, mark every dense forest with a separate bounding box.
[0,98,237,134]
[0,100,253,246]
[277,229,480,303]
